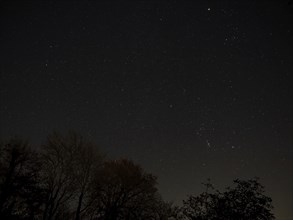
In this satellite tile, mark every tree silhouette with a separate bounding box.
[153,200,185,220]
[87,159,163,220]
[0,134,277,220]
[70,133,103,220]
[40,132,78,220]
[182,178,275,220]
[40,131,103,220]
[221,178,275,220]
[0,138,43,219]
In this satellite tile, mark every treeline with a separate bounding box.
[0,132,275,220]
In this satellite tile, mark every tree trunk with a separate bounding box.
[75,192,84,220]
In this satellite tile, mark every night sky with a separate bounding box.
[1,1,292,219]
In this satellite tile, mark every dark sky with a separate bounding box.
[1,1,292,219]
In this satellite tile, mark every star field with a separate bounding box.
[0,1,292,219]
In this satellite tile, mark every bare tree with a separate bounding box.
[88,159,161,220]
[70,134,103,220]
[0,138,43,219]
[41,132,78,220]
[0,134,211,220]
[40,131,103,220]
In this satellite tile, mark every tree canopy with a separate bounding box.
[182,178,275,220]
[0,133,275,219]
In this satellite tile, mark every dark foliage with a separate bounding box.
[182,178,275,220]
